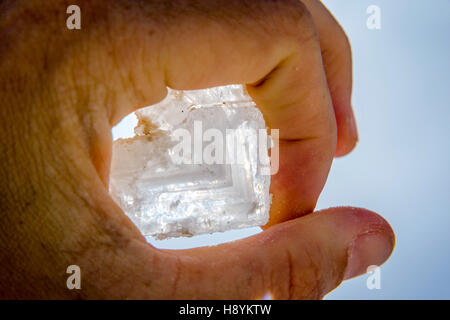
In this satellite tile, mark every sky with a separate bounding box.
[319,0,450,299]
[112,0,450,299]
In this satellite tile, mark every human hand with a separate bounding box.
[0,0,394,299]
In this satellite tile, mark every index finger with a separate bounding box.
[152,0,337,224]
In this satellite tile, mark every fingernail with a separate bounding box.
[344,231,394,280]
[335,109,359,157]
[348,109,358,143]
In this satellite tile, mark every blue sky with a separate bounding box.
[320,0,450,299]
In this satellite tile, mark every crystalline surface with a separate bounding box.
[109,85,271,239]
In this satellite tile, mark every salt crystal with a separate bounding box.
[109,85,271,239]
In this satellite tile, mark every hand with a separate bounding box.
[0,0,394,299]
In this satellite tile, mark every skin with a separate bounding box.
[0,0,395,299]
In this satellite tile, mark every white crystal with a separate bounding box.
[109,85,271,239]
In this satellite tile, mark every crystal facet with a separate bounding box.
[109,85,271,239]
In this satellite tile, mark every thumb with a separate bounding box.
[141,207,394,299]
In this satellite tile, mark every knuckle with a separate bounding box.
[270,0,315,28]
[339,30,352,54]
[273,243,336,299]
[322,23,352,66]
[275,0,317,35]
[244,0,318,55]
[273,0,318,50]
[331,29,352,63]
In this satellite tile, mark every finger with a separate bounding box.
[53,0,336,224]
[160,1,337,224]
[169,207,394,299]
[97,207,394,299]
[301,0,357,156]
